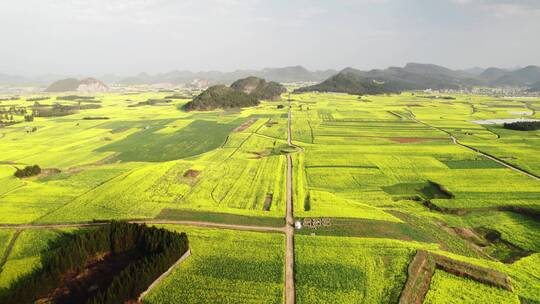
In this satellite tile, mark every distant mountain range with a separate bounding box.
[295,63,540,95]
[0,66,335,87]
[118,66,337,86]
[2,64,540,92]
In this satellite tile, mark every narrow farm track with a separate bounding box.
[284,99,296,304]
[0,220,285,233]
[413,118,540,181]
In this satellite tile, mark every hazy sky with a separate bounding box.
[1,0,539,75]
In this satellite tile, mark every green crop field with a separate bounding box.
[144,225,284,304]
[0,90,539,303]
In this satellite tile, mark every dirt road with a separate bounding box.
[284,100,296,304]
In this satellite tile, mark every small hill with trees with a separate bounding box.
[230,76,286,100]
[183,77,285,111]
[294,69,405,95]
[182,85,259,111]
[45,77,109,93]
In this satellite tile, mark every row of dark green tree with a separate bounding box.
[32,103,101,117]
[0,105,27,115]
[0,221,189,304]
[56,95,96,101]
[503,121,540,131]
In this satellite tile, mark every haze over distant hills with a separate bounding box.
[0,66,335,87]
[2,64,540,93]
[295,63,540,95]
[45,78,109,93]
[118,66,337,86]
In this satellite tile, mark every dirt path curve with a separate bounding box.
[284,98,296,304]
[413,118,540,181]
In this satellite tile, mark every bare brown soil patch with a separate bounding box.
[234,118,258,132]
[39,168,62,177]
[250,149,272,159]
[451,227,487,246]
[388,137,445,143]
[398,251,435,304]
[66,153,120,174]
[183,169,201,178]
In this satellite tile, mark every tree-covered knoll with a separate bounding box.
[182,85,259,111]
[230,76,286,100]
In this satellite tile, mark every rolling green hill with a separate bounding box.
[294,70,404,95]
[230,76,286,100]
[182,85,259,111]
[183,77,285,111]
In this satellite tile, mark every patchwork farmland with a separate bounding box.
[0,91,539,303]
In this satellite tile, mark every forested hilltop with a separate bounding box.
[183,76,286,111]
[230,76,286,100]
[294,70,404,95]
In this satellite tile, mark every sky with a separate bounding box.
[0,0,539,76]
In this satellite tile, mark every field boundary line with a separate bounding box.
[138,249,192,301]
[413,118,540,181]
[0,220,286,233]
[225,118,271,160]
[0,184,27,199]
[0,230,22,272]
